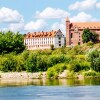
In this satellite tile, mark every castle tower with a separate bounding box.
[66,17,71,46]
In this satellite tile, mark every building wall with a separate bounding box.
[24,30,65,50]
[66,19,100,46]
[54,37,65,48]
[24,37,54,50]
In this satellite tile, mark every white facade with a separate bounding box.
[24,30,65,50]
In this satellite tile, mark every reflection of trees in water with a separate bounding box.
[0,78,100,87]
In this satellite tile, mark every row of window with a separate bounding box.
[27,44,52,48]
[25,38,53,42]
[25,41,54,45]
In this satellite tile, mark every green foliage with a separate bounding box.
[47,63,67,78]
[68,60,90,72]
[50,44,54,50]
[88,50,100,72]
[0,31,25,54]
[69,46,84,55]
[0,43,99,73]
[66,71,75,78]
[25,53,37,72]
[87,41,94,46]
[84,71,99,76]
[82,28,99,43]
[0,55,17,72]
[47,55,67,67]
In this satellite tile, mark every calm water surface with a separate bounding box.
[0,78,100,100]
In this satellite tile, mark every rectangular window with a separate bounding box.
[59,41,61,43]
[59,37,61,40]
[71,33,73,38]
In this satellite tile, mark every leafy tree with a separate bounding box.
[82,28,99,43]
[88,50,100,72]
[25,53,37,72]
[1,55,17,72]
[0,31,25,54]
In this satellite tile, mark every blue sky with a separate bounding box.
[0,0,100,34]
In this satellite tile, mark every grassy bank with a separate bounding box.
[0,42,100,79]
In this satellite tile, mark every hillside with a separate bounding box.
[0,42,100,78]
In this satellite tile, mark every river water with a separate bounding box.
[0,78,100,100]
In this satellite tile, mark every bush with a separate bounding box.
[47,55,67,67]
[88,49,100,72]
[47,63,67,78]
[1,55,17,72]
[87,41,94,46]
[66,71,75,78]
[50,44,54,50]
[25,53,37,72]
[68,60,90,72]
[84,71,98,76]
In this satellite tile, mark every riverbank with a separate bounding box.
[0,70,84,80]
[0,72,47,79]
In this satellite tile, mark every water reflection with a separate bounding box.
[0,78,100,87]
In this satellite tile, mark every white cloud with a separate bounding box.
[96,2,100,8]
[70,12,98,22]
[24,19,47,31]
[51,22,66,35]
[0,7,24,23]
[69,0,97,10]
[36,7,70,19]
[0,23,24,32]
[8,23,24,32]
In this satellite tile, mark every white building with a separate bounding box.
[24,29,65,50]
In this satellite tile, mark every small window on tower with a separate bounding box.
[71,33,73,38]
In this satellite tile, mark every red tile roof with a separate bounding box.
[71,22,100,29]
[24,30,57,39]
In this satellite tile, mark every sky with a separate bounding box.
[0,0,100,35]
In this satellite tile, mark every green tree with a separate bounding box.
[0,31,25,54]
[88,50,100,72]
[1,55,17,72]
[25,53,37,72]
[82,28,99,43]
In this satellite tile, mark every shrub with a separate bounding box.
[66,71,75,78]
[68,60,90,72]
[84,71,98,76]
[25,53,37,72]
[1,56,17,72]
[87,41,94,46]
[50,44,54,50]
[88,49,100,72]
[47,63,67,78]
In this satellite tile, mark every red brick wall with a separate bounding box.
[66,22,100,46]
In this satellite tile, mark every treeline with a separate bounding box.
[0,31,25,54]
[0,43,100,75]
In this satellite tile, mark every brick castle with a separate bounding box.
[66,17,100,46]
